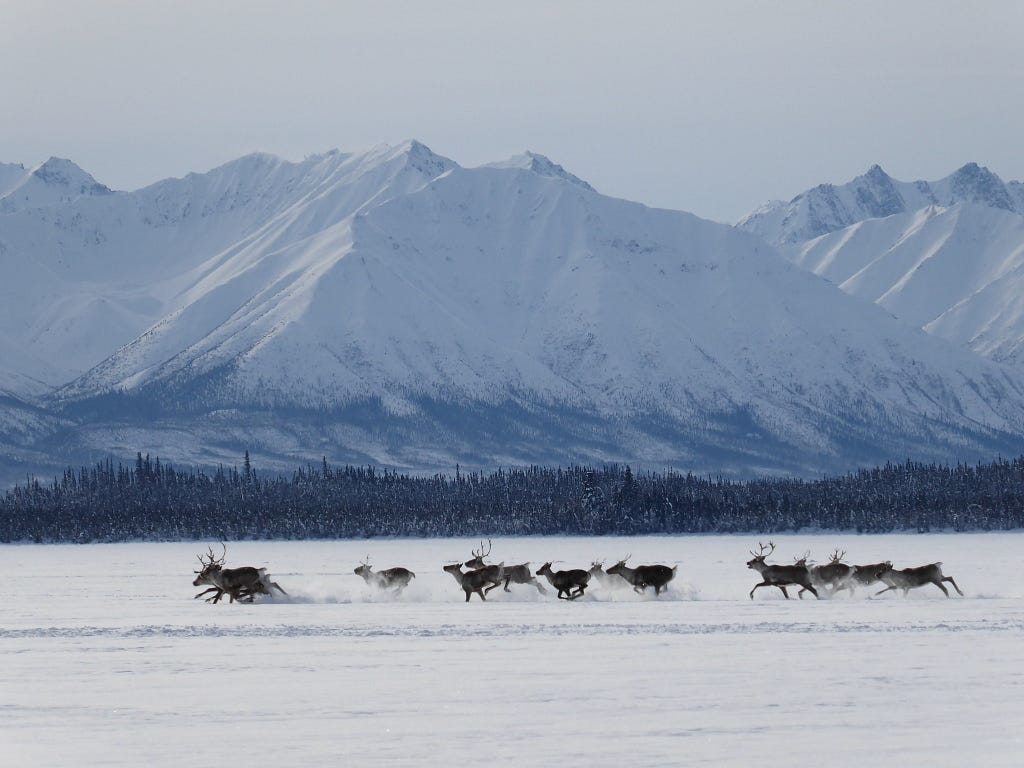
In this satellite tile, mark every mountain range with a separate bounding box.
[2,143,1024,486]
[740,164,1024,370]
[738,162,1024,245]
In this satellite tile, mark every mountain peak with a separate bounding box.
[387,139,457,179]
[947,162,1012,211]
[31,157,111,194]
[863,164,892,182]
[484,151,595,192]
[740,162,1022,245]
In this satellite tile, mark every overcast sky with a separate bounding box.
[2,1,1022,223]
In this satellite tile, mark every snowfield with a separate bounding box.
[2,533,1022,766]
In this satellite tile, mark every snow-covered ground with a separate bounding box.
[2,533,1022,766]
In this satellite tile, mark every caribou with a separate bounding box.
[462,539,546,595]
[588,561,622,589]
[192,544,287,604]
[875,562,964,598]
[605,555,677,596]
[536,562,590,600]
[846,561,892,594]
[442,562,501,602]
[799,549,855,598]
[354,557,416,594]
[746,541,819,599]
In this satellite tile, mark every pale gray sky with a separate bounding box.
[2,1,1022,222]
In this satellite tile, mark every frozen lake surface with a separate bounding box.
[2,533,1023,766]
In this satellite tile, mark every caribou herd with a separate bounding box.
[746,541,964,599]
[190,539,964,604]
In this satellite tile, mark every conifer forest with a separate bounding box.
[2,452,1022,543]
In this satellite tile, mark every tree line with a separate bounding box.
[1,452,1022,543]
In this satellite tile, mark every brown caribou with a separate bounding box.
[875,562,964,598]
[462,539,546,595]
[442,562,501,602]
[848,561,892,593]
[605,554,677,596]
[746,541,819,600]
[192,544,287,603]
[536,562,590,600]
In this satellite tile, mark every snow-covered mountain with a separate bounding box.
[782,202,1024,367]
[0,157,111,214]
[3,142,1024,484]
[739,163,1024,246]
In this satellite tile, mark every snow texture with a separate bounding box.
[1,533,1022,766]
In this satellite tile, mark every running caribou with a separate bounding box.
[588,561,621,589]
[848,561,892,593]
[192,544,287,604]
[354,557,416,594]
[799,549,855,598]
[746,541,819,599]
[462,539,547,595]
[875,562,964,598]
[605,555,677,596]
[443,562,502,602]
[536,562,591,600]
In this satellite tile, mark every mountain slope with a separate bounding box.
[0,157,111,214]
[4,144,1024,478]
[783,202,1024,366]
[0,141,454,389]
[740,163,1024,245]
[45,152,1024,476]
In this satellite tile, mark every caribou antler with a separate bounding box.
[471,539,492,560]
[793,550,811,567]
[196,543,227,571]
[750,541,776,559]
[829,549,847,563]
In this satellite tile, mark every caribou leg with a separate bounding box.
[834,581,855,598]
[777,585,791,599]
[750,581,771,599]
[930,579,950,597]
[194,587,221,601]
[943,576,964,596]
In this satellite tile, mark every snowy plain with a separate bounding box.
[2,533,1022,766]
